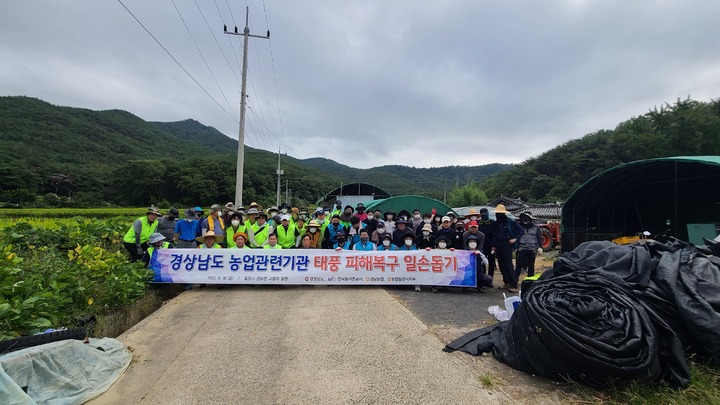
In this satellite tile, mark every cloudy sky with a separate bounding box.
[2,1,719,168]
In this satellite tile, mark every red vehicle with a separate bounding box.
[538,221,561,250]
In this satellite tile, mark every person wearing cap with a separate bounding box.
[415,212,435,237]
[231,232,250,249]
[323,214,346,249]
[333,230,352,250]
[338,205,354,228]
[354,203,368,222]
[304,219,323,248]
[266,206,280,228]
[434,215,457,245]
[383,210,397,235]
[156,208,179,246]
[477,207,497,278]
[352,228,376,251]
[276,214,300,248]
[290,206,300,226]
[201,204,226,247]
[197,230,223,249]
[248,211,273,248]
[245,207,260,231]
[462,220,486,250]
[263,233,283,249]
[453,220,467,249]
[377,233,397,251]
[515,212,543,282]
[417,223,436,249]
[221,202,237,225]
[225,212,247,249]
[492,204,525,294]
[295,217,306,237]
[174,208,201,248]
[142,232,171,268]
[347,216,367,245]
[392,218,415,247]
[464,208,480,229]
[371,220,386,245]
[194,206,205,221]
[330,199,343,217]
[279,203,290,215]
[123,206,161,262]
[466,234,492,292]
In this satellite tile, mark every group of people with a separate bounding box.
[123,200,544,294]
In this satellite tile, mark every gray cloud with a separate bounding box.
[1,0,719,169]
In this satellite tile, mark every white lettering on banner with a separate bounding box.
[152,249,478,287]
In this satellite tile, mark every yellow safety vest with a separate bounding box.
[251,225,269,247]
[276,224,297,249]
[123,216,159,244]
[147,242,170,257]
[226,225,247,248]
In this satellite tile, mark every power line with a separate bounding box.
[195,0,242,87]
[115,0,236,122]
[171,0,238,122]
[262,0,288,152]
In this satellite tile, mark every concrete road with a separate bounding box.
[92,276,567,404]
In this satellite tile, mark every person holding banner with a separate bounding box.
[333,230,352,250]
[263,233,283,249]
[466,234,492,292]
[353,228,376,251]
[197,230,222,249]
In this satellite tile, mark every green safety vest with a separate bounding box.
[226,225,247,248]
[276,224,297,249]
[251,225,269,247]
[123,216,159,244]
[198,243,222,249]
[147,242,170,257]
[263,244,282,249]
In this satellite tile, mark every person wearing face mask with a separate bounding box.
[353,228,376,251]
[156,208,179,246]
[453,220,467,249]
[383,210,397,235]
[363,210,378,235]
[398,235,417,251]
[465,234,492,292]
[248,212,273,248]
[392,218,415,247]
[331,200,343,217]
[348,216,366,245]
[225,212,247,248]
[415,212,436,236]
[279,203,290,215]
[432,213,443,228]
[477,208,497,278]
[371,220,386,245]
[339,205,354,228]
[333,230,352,250]
[417,223,436,249]
[201,204,226,247]
[174,208,200,249]
[464,208,480,231]
[427,235,453,293]
[276,214,300,249]
[410,208,423,230]
[462,221,485,251]
[515,212,542,283]
[492,205,525,294]
[323,214,346,249]
[142,232,171,268]
[377,233,397,251]
[434,216,457,245]
[305,220,323,248]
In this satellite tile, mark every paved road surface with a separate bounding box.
[92,281,566,404]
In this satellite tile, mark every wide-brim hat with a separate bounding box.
[224,202,236,211]
[230,212,244,220]
[210,204,222,213]
[168,208,180,216]
[257,211,268,219]
[380,233,393,240]
[495,204,509,214]
[196,230,224,243]
[422,223,433,232]
[233,232,248,243]
[184,208,198,219]
[519,211,535,220]
[246,208,259,215]
[466,208,479,217]
[307,220,320,228]
[435,235,451,244]
[148,232,166,244]
[395,219,407,225]
[146,206,161,215]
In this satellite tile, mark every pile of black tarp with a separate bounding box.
[444,239,720,388]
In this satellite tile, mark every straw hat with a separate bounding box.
[196,230,224,243]
[233,232,248,243]
[495,204,509,214]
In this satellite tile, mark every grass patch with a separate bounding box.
[478,373,504,389]
[574,360,720,404]
[90,290,164,338]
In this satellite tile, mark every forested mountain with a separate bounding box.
[0,96,509,207]
[480,98,720,202]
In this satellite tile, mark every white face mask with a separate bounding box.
[383,240,391,246]
[309,228,317,233]
[185,218,192,222]
[470,216,477,220]
[405,239,413,246]
[231,220,240,226]
[367,214,374,220]
[281,208,288,214]
[423,219,431,224]
[414,214,421,219]
[377,226,385,232]
[468,242,477,249]
[422,231,430,237]
[438,242,447,249]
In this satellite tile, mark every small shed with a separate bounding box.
[363,196,458,217]
[561,156,720,251]
[316,183,390,210]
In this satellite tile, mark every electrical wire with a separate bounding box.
[195,0,242,87]
[115,0,236,122]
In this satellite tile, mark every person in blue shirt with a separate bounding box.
[377,233,397,251]
[398,234,418,251]
[174,208,200,248]
[353,228,376,251]
[333,230,352,250]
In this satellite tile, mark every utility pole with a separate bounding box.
[276,148,283,207]
[224,7,269,207]
[285,179,289,205]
